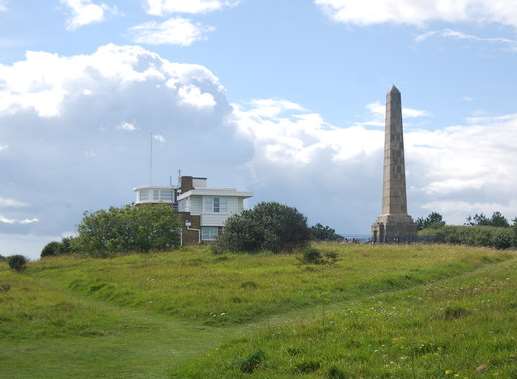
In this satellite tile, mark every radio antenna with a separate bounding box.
[149,132,153,185]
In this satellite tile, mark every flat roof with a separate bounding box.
[133,186,177,191]
[177,188,253,201]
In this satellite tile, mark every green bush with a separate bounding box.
[310,223,343,241]
[295,361,321,374]
[328,366,348,379]
[8,255,27,272]
[0,254,6,261]
[303,247,323,264]
[418,225,514,250]
[73,204,180,256]
[217,202,310,253]
[41,242,63,258]
[493,232,512,250]
[240,351,265,374]
[41,237,76,258]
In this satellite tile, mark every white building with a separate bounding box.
[133,186,176,206]
[177,176,253,242]
[133,176,252,244]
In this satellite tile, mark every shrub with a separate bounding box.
[311,223,343,241]
[73,204,180,256]
[295,361,321,374]
[0,283,11,293]
[0,254,5,261]
[217,202,310,253]
[303,247,323,264]
[41,241,63,258]
[418,225,513,250]
[8,255,27,272]
[443,306,470,320]
[240,350,265,374]
[493,232,512,250]
[328,366,348,379]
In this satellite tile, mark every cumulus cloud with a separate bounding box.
[0,44,251,259]
[314,0,517,28]
[130,17,214,46]
[145,0,239,16]
[61,0,115,30]
[232,99,517,227]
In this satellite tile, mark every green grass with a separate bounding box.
[0,243,516,378]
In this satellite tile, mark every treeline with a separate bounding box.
[39,201,343,259]
[418,211,517,250]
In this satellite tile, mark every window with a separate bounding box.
[211,197,227,213]
[159,190,174,202]
[139,190,150,202]
[201,227,219,241]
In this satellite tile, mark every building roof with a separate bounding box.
[133,186,176,191]
[177,188,253,201]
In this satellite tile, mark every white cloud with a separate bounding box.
[0,144,7,151]
[0,43,223,118]
[117,121,137,131]
[145,0,239,16]
[0,215,39,225]
[315,0,517,28]
[415,28,517,51]
[233,98,517,225]
[0,1,7,12]
[0,197,28,208]
[130,17,213,46]
[178,84,216,108]
[153,134,166,143]
[61,0,115,30]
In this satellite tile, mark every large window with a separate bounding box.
[201,227,219,241]
[212,197,227,213]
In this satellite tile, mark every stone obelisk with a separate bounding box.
[371,86,416,243]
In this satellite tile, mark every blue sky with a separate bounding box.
[1,0,517,258]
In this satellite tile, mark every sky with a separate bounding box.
[1,0,517,259]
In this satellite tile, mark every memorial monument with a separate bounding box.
[371,86,417,243]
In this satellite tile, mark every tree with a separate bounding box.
[490,212,510,228]
[41,236,76,258]
[465,212,509,228]
[216,202,310,253]
[73,204,181,256]
[416,212,446,231]
[8,255,27,272]
[310,223,344,241]
[41,241,64,258]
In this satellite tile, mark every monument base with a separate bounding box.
[371,214,417,243]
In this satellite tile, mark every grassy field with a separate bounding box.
[0,243,516,378]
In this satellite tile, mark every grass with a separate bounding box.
[0,243,516,378]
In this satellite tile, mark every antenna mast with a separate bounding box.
[150,132,153,185]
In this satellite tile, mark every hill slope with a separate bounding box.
[1,244,516,378]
